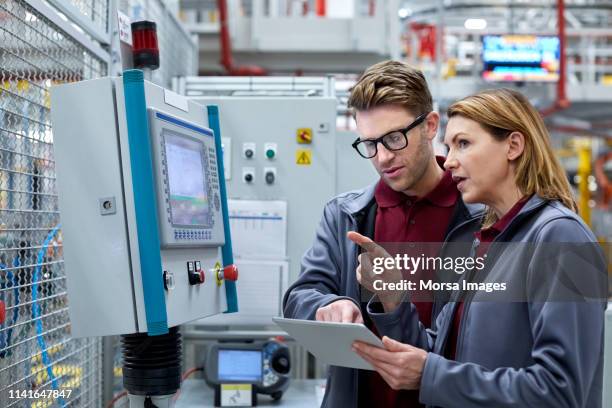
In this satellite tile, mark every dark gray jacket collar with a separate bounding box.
[338,182,377,216]
[338,181,484,221]
[478,194,551,240]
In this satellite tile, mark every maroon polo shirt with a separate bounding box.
[360,158,459,408]
[448,196,530,359]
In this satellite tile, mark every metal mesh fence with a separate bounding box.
[65,0,109,32]
[0,0,107,406]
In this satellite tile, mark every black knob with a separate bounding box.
[244,149,254,158]
[188,270,204,285]
[163,271,172,290]
[244,173,253,183]
[271,352,290,374]
[265,171,275,185]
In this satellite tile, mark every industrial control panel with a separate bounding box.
[187,96,377,326]
[190,97,338,284]
[50,71,237,337]
[148,109,225,247]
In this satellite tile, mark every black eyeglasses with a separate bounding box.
[352,112,430,159]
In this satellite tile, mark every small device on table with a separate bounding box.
[203,339,291,406]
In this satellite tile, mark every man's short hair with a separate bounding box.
[348,60,433,117]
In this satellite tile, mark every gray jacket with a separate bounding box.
[369,195,607,408]
[282,183,483,407]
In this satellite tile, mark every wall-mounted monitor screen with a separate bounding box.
[482,35,560,82]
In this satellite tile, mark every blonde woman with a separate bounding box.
[351,88,607,407]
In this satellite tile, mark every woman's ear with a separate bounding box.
[507,132,525,161]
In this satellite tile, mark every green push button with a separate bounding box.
[266,149,275,159]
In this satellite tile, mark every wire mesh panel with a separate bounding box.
[0,0,107,406]
[64,0,109,32]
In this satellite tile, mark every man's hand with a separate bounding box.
[347,231,404,312]
[352,336,427,390]
[315,299,364,324]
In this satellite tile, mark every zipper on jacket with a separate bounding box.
[439,215,482,257]
[453,237,481,359]
[438,237,480,356]
[453,200,548,360]
[432,212,483,319]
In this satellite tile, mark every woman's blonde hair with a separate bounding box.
[447,88,577,227]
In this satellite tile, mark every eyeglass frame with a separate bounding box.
[351,111,431,159]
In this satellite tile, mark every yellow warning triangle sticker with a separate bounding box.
[296,149,312,165]
[297,152,310,164]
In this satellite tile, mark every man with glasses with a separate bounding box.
[283,60,482,407]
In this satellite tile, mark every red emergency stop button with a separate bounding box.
[0,300,6,324]
[223,265,238,281]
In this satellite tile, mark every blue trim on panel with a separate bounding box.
[207,105,238,313]
[155,111,214,137]
[122,70,168,335]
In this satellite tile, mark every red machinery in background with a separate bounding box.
[217,0,266,75]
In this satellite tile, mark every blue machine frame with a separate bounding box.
[207,105,238,313]
[121,71,238,335]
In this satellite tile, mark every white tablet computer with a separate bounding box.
[272,317,384,370]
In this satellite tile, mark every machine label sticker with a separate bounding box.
[220,384,253,406]
[295,149,312,165]
[117,11,132,45]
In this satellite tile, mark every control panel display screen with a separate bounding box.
[218,350,262,382]
[164,131,210,226]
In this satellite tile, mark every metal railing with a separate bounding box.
[173,75,336,97]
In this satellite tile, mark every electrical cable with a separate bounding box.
[172,367,204,402]
[181,367,204,381]
[31,224,65,407]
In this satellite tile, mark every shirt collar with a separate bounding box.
[423,167,458,207]
[374,178,410,208]
[374,156,458,209]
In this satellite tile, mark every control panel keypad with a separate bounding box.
[173,229,213,240]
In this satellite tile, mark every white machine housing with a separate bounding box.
[189,96,377,326]
[51,75,232,337]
